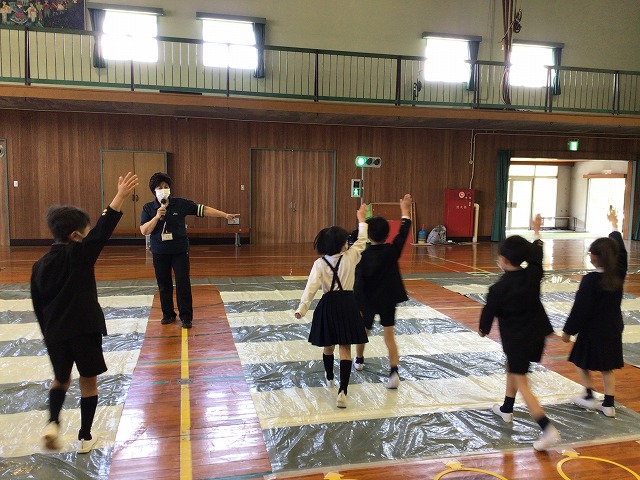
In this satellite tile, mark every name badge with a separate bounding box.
[162,233,174,241]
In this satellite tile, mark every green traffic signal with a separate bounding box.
[355,156,381,168]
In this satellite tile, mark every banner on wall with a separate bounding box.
[0,0,85,29]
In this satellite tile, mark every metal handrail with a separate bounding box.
[0,24,638,116]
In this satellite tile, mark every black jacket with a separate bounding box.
[354,218,411,311]
[563,231,627,371]
[479,239,553,349]
[31,206,122,346]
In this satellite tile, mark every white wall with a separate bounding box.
[87,0,640,70]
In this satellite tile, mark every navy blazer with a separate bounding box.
[354,217,411,311]
[31,207,122,346]
[479,239,553,348]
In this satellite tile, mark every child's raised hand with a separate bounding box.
[357,203,367,223]
[607,206,618,230]
[117,172,139,198]
[400,194,412,216]
[294,312,302,319]
[531,213,542,234]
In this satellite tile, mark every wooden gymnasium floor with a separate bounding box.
[1,238,640,480]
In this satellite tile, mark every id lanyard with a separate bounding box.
[160,208,173,242]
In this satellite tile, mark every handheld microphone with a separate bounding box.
[160,198,167,221]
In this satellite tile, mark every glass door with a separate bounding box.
[507,179,533,229]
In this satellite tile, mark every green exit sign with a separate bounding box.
[568,139,579,151]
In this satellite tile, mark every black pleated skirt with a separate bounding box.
[308,290,369,347]
[569,332,624,371]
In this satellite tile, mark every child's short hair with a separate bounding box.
[367,216,389,243]
[149,172,172,194]
[499,235,530,266]
[46,205,90,242]
[314,226,349,256]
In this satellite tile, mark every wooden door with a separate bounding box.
[102,150,166,236]
[102,151,136,234]
[251,149,334,244]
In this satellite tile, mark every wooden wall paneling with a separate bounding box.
[3,107,639,241]
[171,119,246,231]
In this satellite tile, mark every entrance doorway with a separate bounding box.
[586,177,626,234]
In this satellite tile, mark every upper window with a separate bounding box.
[509,44,554,88]
[102,11,159,63]
[202,19,257,69]
[424,37,471,83]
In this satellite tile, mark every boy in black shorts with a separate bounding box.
[478,214,560,451]
[354,194,412,388]
[31,172,138,453]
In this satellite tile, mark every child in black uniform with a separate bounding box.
[31,172,139,453]
[354,194,413,388]
[562,208,627,418]
[478,214,560,451]
[295,203,368,408]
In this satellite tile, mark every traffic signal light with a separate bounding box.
[355,156,381,168]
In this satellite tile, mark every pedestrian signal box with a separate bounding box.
[351,179,362,197]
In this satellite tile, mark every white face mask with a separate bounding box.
[155,188,170,202]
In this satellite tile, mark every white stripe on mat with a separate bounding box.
[0,405,123,458]
[234,332,502,365]
[0,317,149,342]
[623,324,640,343]
[1,349,144,383]
[220,290,321,303]
[252,370,584,429]
[226,304,449,328]
[0,295,155,312]
[556,324,640,343]
[442,281,580,296]
[543,297,640,315]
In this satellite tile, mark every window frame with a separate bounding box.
[88,3,164,64]
[421,32,482,87]
[509,40,564,91]
[197,13,266,73]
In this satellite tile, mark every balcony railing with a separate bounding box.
[1,24,638,116]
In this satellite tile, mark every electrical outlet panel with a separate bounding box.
[227,217,240,225]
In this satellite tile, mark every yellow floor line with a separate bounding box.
[180,328,192,480]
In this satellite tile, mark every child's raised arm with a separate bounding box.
[110,172,139,212]
[531,213,542,238]
[607,206,619,231]
[400,194,412,217]
[357,203,367,223]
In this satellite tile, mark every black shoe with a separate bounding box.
[160,316,176,325]
[181,320,192,329]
